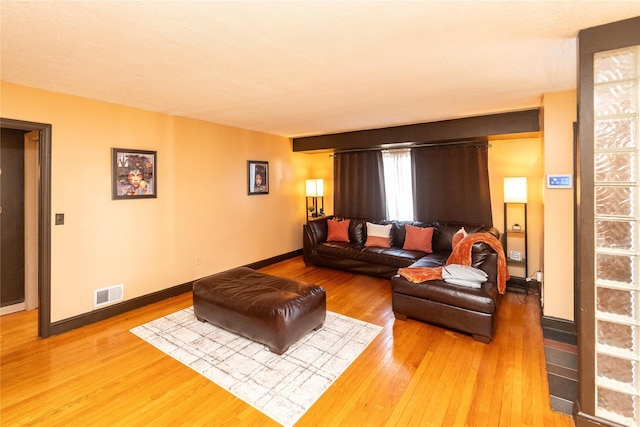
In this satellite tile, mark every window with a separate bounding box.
[382,149,414,220]
[334,143,491,224]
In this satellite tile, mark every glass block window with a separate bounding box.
[594,45,640,427]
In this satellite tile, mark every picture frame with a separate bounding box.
[247,160,269,195]
[112,148,157,200]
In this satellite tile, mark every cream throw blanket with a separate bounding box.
[442,264,488,288]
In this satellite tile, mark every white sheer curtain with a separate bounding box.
[382,149,414,220]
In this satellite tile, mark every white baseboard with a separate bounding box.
[1,302,25,316]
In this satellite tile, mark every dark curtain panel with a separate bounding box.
[412,143,493,226]
[334,151,386,219]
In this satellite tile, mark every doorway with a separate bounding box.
[0,118,52,338]
[1,129,39,315]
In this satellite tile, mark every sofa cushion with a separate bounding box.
[365,222,392,248]
[362,246,427,267]
[327,219,350,242]
[391,274,498,314]
[405,252,450,268]
[403,224,434,253]
[316,242,423,268]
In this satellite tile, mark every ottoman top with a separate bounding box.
[193,267,325,315]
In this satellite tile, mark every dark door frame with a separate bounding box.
[576,16,640,424]
[1,118,52,338]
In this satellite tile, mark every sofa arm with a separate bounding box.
[303,216,332,265]
[306,216,332,245]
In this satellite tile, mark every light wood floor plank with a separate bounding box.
[448,340,484,426]
[1,256,574,426]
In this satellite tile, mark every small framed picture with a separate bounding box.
[112,148,157,200]
[248,160,269,195]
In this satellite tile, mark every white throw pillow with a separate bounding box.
[365,222,392,248]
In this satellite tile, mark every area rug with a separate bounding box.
[130,307,382,427]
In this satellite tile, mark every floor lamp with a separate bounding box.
[503,177,528,289]
[306,179,324,221]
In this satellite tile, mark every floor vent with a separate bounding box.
[94,284,124,308]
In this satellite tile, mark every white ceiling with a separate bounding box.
[1,1,639,138]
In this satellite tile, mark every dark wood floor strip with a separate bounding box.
[543,325,578,416]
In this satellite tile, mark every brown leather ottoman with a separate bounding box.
[192,267,326,355]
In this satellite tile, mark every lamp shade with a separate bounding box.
[306,179,324,197]
[504,177,527,203]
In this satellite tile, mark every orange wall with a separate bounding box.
[307,152,334,216]
[541,90,576,321]
[1,82,311,322]
[488,137,543,280]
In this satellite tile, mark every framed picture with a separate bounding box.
[112,148,157,200]
[248,160,269,195]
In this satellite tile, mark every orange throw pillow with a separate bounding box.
[327,219,350,242]
[402,224,434,253]
[451,227,468,250]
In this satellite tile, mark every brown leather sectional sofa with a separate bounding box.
[302,216,501,342]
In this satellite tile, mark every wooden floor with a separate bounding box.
[1,257,574,426]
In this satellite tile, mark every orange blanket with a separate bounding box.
[397,232,510,294]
